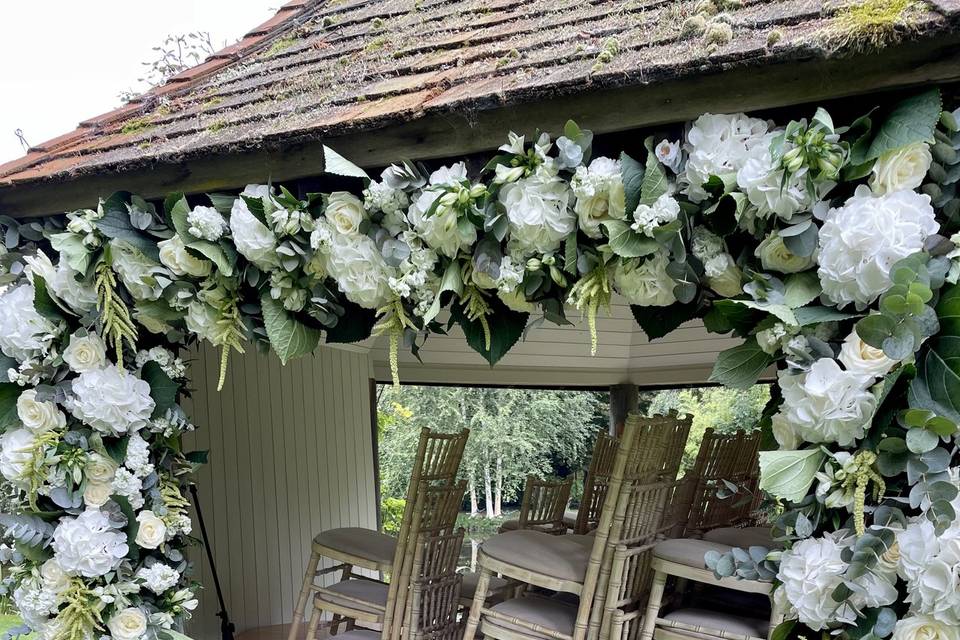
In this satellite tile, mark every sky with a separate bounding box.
[0,1,277,164]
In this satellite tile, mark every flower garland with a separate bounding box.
[0,88,959,640]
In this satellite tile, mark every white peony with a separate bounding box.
[736,148,815,222]
[107,607,148,640]
[110,239,171,301]
[683,113,770,202]
[818,186,939,309]
[0,284,58,363]
[325,192,367,236]
[501,171,574,255]
[612,250,677,307]
[777,533,856,630]
[135,510,167,549]
[755,231,816,274]
[0,428,37,488]
[68,365,155,436]
[17,390,66,433]
[892,615,960,640]
[136,563,180,594]
[631,193,680,237]
[187,205,227,241]
[869,142,933,196]
[157,234,211,278]
[62,332,107,373]
[52,509,128,578]
[315,223,395,309]
[571,157,625,238]
[230,185,279,270]
[772,358,876,447]
[839,329,899,378]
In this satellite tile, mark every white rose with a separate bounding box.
[892,615,960,640]
[40,558,70,594]
[755,231,816,274]
[818,186,939,309]
[737,147,815,222]
[157,234,211,278]
[52,509,128,578]
[135,510,167,549]
[109,239,171,301]
[655,139,682,173]
[839,329,899,378]
[0,428,37,489]
[869,142,933,195]
[62,333,107,373]
[631,193,680,237]
[325,192,367,235]
[501,172,574,255]
[107,607,148,640]
[82,482,113,508]
[777,533,855,630]
[613,250,677,307]
[317,224,395,309]
[230,185,279,270]
[186,205,227,241]
[773,359,876,447]
[571,157,625,239]
[17,390,66,434]
[184,300,221,345]
[682,113,770,202]
[68,365,155,436]
[0,284,58,363]
[84,453,117,485]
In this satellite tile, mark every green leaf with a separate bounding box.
[791,305,857,327]
[325,300,377,344]
[770,619,797,640]
[141,361,178,418]
[186,240,233,277]
[49,232,93,275]
[631,301,702,341]
[601,220,658,258]
[422,261,464,324]
[906,427,939,454]
[455,297,528,366]
[709,338,774,389]
[0,383,22,431]
[783,272,821,308]
[32,276,68,321]
[620,152,645,216]
[759,448,826,503]
[563,233,578,275]
[260,294,322,365]
[159,631,196,640]
[639,149,668,206]
[909,282,960,423]
[323,146,368,179]
[867,89,942,160]
[704,300,762,336]
[725,299,797,326]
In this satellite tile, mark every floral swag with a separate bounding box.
[1,87,959,640]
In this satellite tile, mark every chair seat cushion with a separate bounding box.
[500,518,520,531]
[315,578,388,615]
[562,509,578,529]
[482,595,577,640]
[652,539,734,569]
[567,533,596,547]
[663,608,769,638]
[336,631,380,640]
[460,571,510,601]
[313,527,396,568]
[482,530,591,584]
[703,526,782,550]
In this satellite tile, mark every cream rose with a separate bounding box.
[17,390,66,433]
[892,615,960,640]
[157,235,212,278]
[40,558,70,594]
[135,510,168,549]
[755,231,816,274]
[85,452,118,485]
[839,329,899,379]
[325,192,366,235]
[107,607,148,640]
[571,157,625,238]
[0,428,37,489]
[63,333,107,373]
[83,482,113,508]
[869,142,933,195]
[613,250,677,307]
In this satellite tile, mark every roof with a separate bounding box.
[3,0,960,216]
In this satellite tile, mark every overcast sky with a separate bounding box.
[0,1,277,164]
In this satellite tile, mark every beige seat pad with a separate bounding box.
[460,571,511,600]
[652,539,734,568]
[664,608,769,638]
[313,527,396,567]
[500,518,521,531]
[482,595,577,640]
[482,530,591,583]
[562,509,579,529]
[315,578,388,615]
[703,526,783,550]
[336,631,380,640]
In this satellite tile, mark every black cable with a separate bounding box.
[188,484,236,640]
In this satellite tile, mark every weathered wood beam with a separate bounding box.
[609,384,639,437]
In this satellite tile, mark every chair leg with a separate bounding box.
[290,551,322,640]
[638,570,667,640]
[462,567,491,640]
[330,614,343,636]
[305,600,323,640]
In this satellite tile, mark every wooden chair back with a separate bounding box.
[408,529,464,640]
[517,475,573,533]
[575,431,621,534]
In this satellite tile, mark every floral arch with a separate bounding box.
[0,87,959,640]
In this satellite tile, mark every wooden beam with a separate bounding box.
[4,34,960,218]
[609,384,639,437]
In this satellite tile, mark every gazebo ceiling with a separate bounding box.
[3,0,960,217]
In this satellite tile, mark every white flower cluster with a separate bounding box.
[691,228,742,297]
[571,157,624,238]
[51,509,128,578]
[612,249,677,307]
[898,513,960,626]
[501,165,575,256]
[135,346,187,379]
[631,193,680,237]
[187,204,227,241]
[683,113,770,202]
[0,284,59,363]
[67,364,155,436]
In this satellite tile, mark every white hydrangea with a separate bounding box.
[772,358,876,447]
[0,284,58,363]
[818,186,939,309]
[0,428,38,489]
[363,180,410,217]
[631,193,680,237]
[736,147,818,222]
[612,250,677,307]
[187,205,227,241]
[111,467,145,509]
[68,365,155,436]
[312,220,395,309]
[230,184,279,270]
[12,578,59,631]
[501,170,574,255]
[51,509,128,578]
[683,113,770,202]
[897,518,960,626]
[24,250,98,313]
[137,563,180,594]
[496,255,525,294]
[570,157,625,238]
[110,239,171,301]
[125,431,154,478]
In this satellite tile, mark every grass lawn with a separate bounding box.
[0,614,32,639]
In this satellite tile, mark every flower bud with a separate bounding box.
[458,188,471,205]
[541,255,556,266]
[526,258,542,271]
[439,192,458,207]
[550,266,567,287]
[470,184,487,198]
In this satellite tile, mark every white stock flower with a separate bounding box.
[683,113,770,202]
[0,284,58,363]
[69,365,155,436]
[818,186,939,309]
[870,142,933,196]
[17,390,66,434]
[111,467,144,509]
[777,533,854,630]
[157,234,212,278]
[612,250,677,307]
[110,239,170,301]
[52,509,128,578]
[125,431,154,478]
[892,615,960,640]
[772,358,876,447]
[62,333,107,373]
[631,193,680,237]
[755,231,816,274]
[186,205,227,241]
[136,563,180,594]
[316,224,395,309]
[230,185,279,270]
[737,148,815,222]
[108,607,148,640]
[839,329,899,379]
[501,172,574,255]
[325,192,367,235]
[363,180,410,218]
[0,428,37,489]
[571,157,625,239]
[135,510,167,549]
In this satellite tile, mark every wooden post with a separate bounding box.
[608,384,638,437]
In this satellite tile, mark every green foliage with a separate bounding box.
[260,294,321,365]
[381,497,405,535]
[759,449,826,503]
[709,338,774,389]
[910,282,960,424]
[620,151,645,217]
[141,361,177,418]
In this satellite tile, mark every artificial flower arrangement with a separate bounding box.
[0,87,958,639]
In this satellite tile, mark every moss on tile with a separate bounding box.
[822,0,925,51]
[264,36,298,58]
[120,117,155,135]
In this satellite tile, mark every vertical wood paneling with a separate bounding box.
[182,344,376,639]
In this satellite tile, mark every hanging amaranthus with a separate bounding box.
[459,263,493,352]
[94,258,138,367]
[53,579,104,640]
[567,262,612,356]
[210,295,246,391]
[373,299,416,388]
[842,450,886,535]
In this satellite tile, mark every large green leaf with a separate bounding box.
[422,261,463,324]
[759,448,826,503]
[724,299,797,326]
[639,150,668,206]
[141,361,178,418]
[866,89,942,160]
[0,383,22,431]
[49,232,93,275]
[601,220,658,258]
[186,239,233,277]
[325,300,377,344]
[631,301,702,341]
[709,338,774,389]
[323,146,369,179]
[909,282,960,423]
[455,297,528,366]
[261,294,322,365]
[783,271,821,308]
[620,152,645,216]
